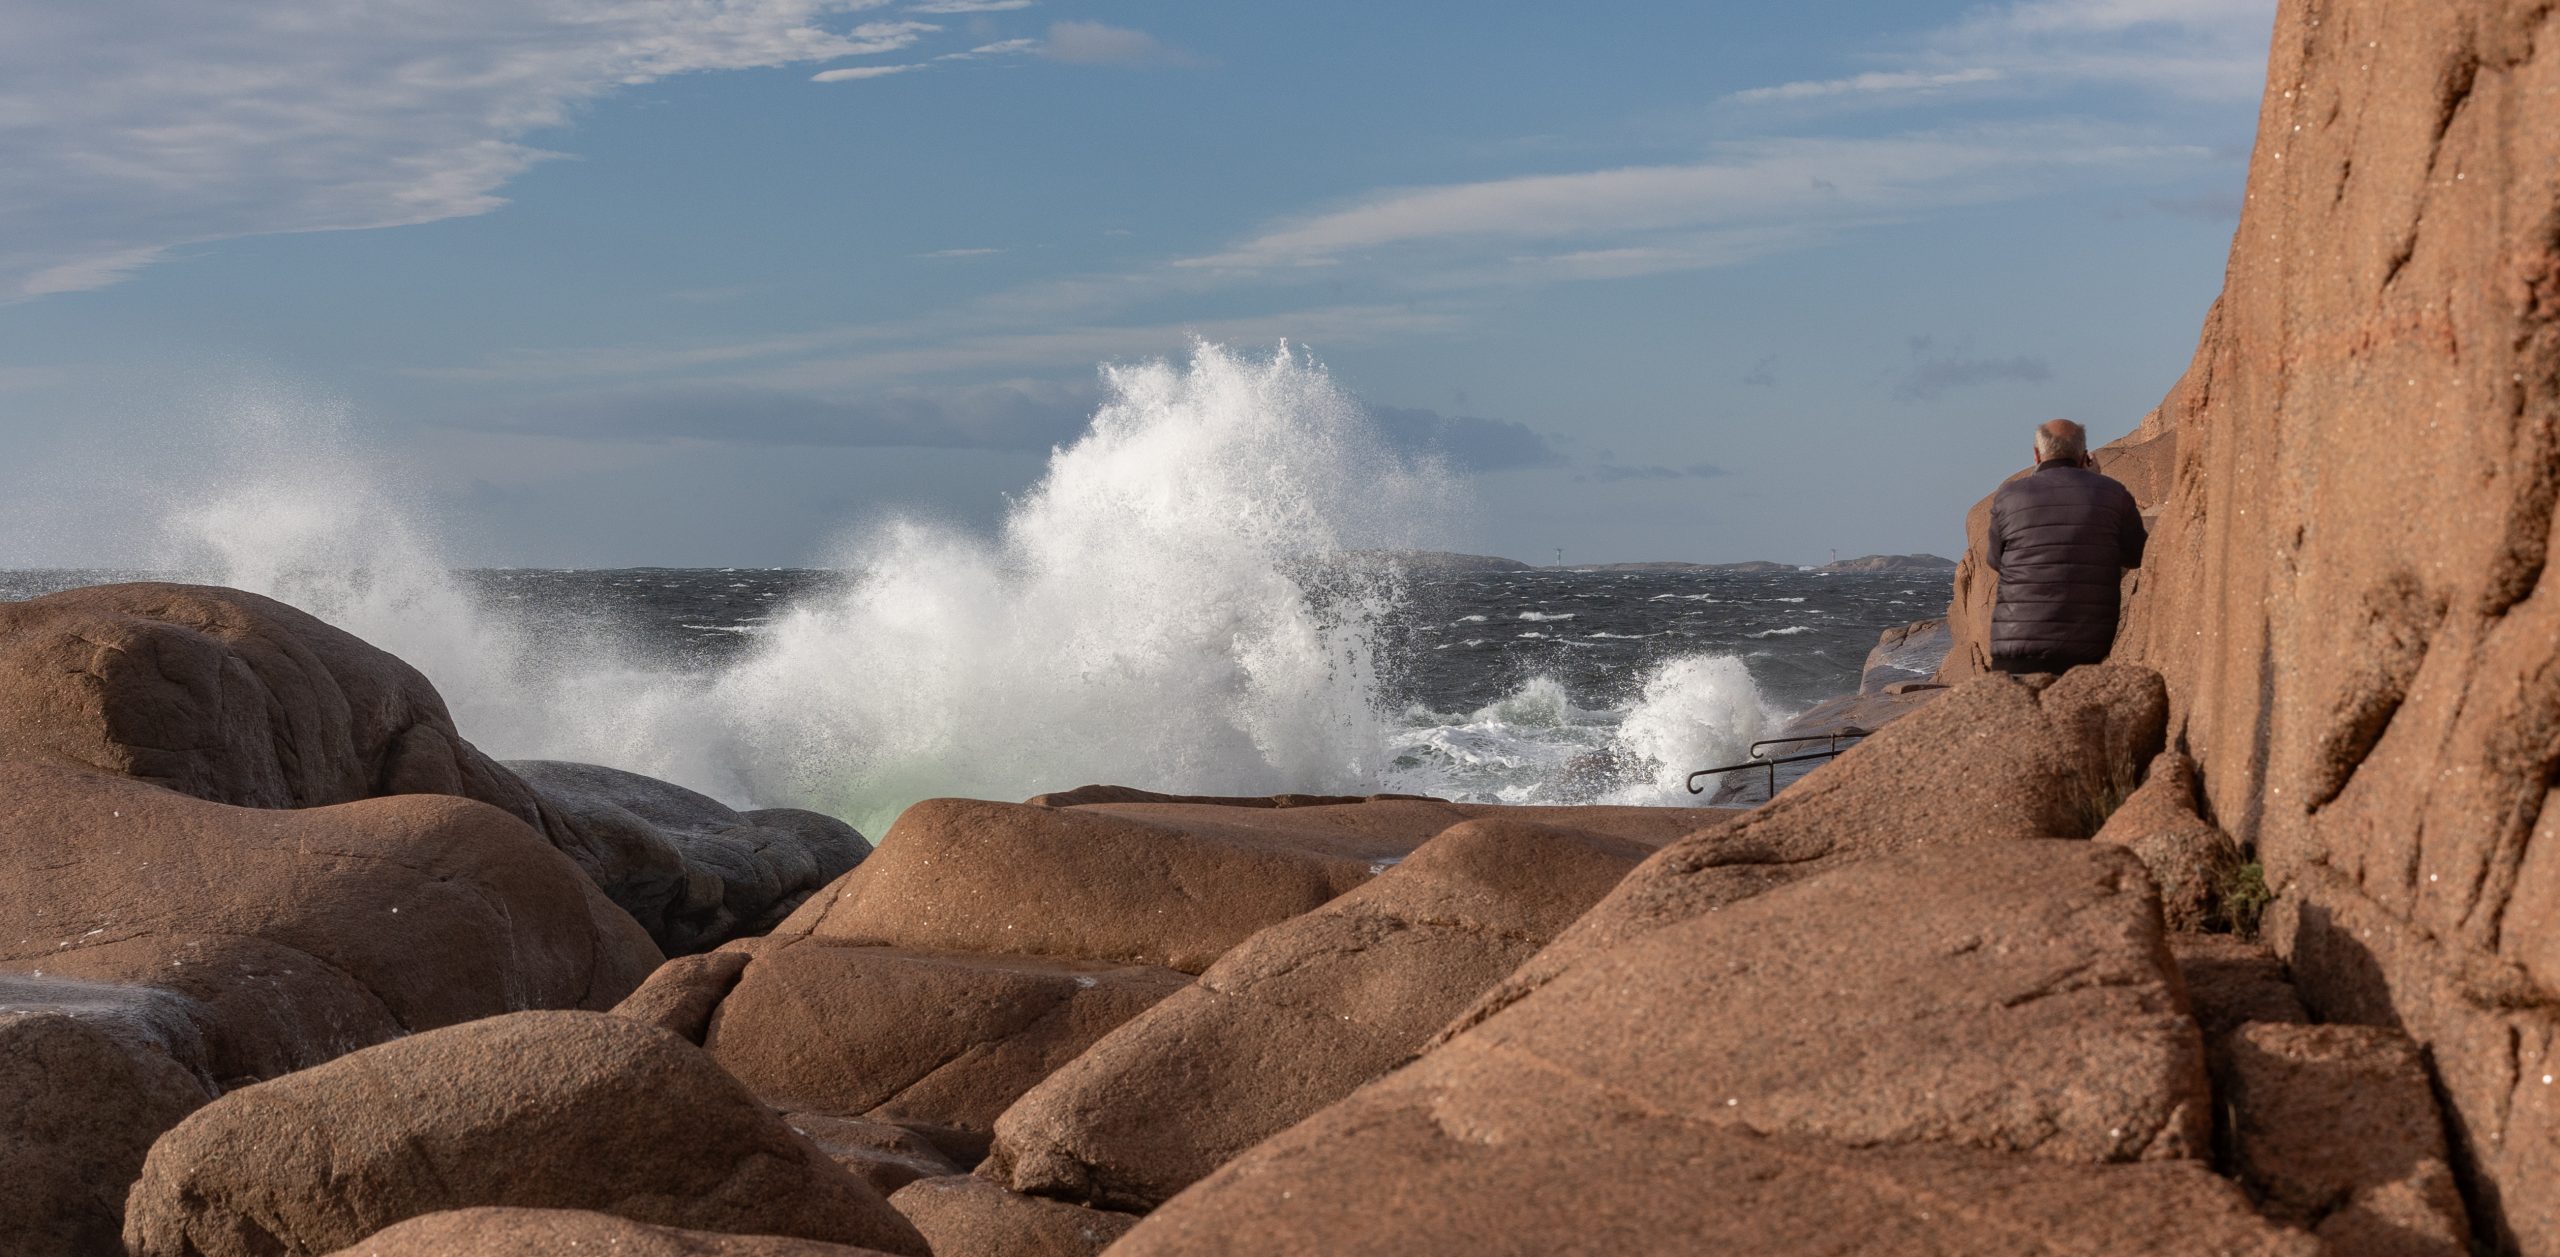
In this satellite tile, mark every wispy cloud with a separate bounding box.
[1727,68,2004,105]
[814,62,929,82]
[1895,337,2055,401]
[1178,126,2204,274]
[1041,21,1202,68]
[1724,0,2277,110]
[0,0,959,300]
[908,0,1033,11]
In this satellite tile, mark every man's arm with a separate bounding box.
[1984,491,2007,577]
[2118,488,2148,568]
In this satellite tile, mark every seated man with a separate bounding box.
[1985,419,2147,675]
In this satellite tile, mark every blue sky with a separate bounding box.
[0,0,2274,567]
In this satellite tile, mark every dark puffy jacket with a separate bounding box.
[1985,461,2147,665]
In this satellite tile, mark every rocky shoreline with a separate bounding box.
[6,0,2558,1252]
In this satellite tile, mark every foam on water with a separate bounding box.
[145,346,1794,830]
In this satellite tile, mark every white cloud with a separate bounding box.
[907,0,1032,10]
[1726,0,2278,107]
[1727,68,2004,105]
[940,38,1040,60]
[0,0,946,300]
[1179,126,2205,272]
[1040,21,1200,67]
[814,62,928,81]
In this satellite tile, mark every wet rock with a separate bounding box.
[887,1176,1137,1257]
[1457,665,2168,1036]
[989,818,1648,1209]
[2224,1023,2471,1256]
[703,941,1186,1137]
[783,1114,963,1197]
[319,1208,908,1256]
[123,1010,925,1257]
[2094,752,2243,931]
[0,983,214,1257]
[508,760,869,954]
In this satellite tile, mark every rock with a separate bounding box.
[0,759,660,1085]
[887,1177,1137,1257]
[1022,784,1379,808]
[2167,932,2309,1046]
[0,583,552,830]
[1110,843,2265,1257]
[1818,552,1958,573]
[1118,920,2290,1256]
[319,1208,908,1256]
[1460,666,2168,1035]
[0,983,215,1257]
[2079,0,2560,1241]
[611,947,759,1043]
[2223,1023,2472,1256]
[1860,617,1954,694]
[123,1010,926,1257]
[989,818,1649,1210]
[2094,752,2244,931]
[507,760,869,954]
[702,941,1187,1137]
[784,1114,962,1197]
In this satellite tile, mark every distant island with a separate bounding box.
[1367,551,1956,574]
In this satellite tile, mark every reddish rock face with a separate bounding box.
[123,1011,927,1257]
[2093,752,2243,932]
[1111,842,2289,1257]
[2223,1023,2472,1255]
[2091,0,2560,1245]
[319,1208,908,1256]
[988,818,1651,1210]
[0,997,213,1257]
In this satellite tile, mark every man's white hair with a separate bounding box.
[2035,419,2089,462]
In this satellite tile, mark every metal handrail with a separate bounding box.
[1686,727,1873,797]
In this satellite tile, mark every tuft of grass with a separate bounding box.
[2213,861,2272,939]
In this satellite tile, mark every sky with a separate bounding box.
[0,0,2276,568]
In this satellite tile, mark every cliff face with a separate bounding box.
[2117,1,2560,1248]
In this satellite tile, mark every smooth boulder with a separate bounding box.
[0,759,659,1084]
[702,941,1186,1138]
[2092,752,2241,931]
[990,818,1650,1209]
[887,1177,1137,1257]
[123,1011,926,1257]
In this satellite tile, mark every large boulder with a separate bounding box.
[1113,842,2275,1256]
[0,583,548,826]
[701,941,1187,1142]
[778,796,1701,974]
[988,818,1650,1209]
[320,1208,907,1256]
[1452,665,2168,1037]
[2088,0,2560,1243]
[124,1011,926,1257]
[0,759,659,1084]
[509,759,870,954]
[0,983,215,1257]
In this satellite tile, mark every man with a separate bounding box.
[1984,418,2146,675]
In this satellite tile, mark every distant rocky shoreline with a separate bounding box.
[1388,549,1955,575]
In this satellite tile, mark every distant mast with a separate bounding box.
[1554,548,1565,570]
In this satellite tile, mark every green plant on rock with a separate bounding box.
[2212,861,2272,939]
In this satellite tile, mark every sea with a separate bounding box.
[0,346,1948,836]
